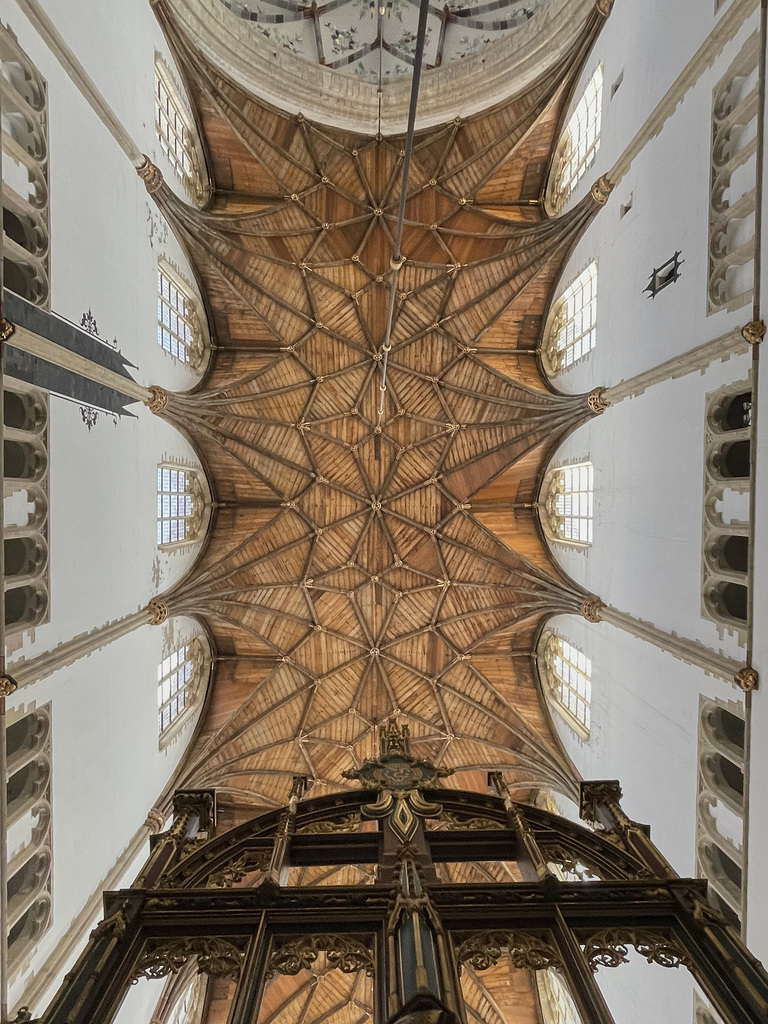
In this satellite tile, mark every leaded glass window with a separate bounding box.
[544,462,594,545]
[155,61,194,184]
[158,267,197,364]
[158,642,200,735]
[546,263,597,371]
[543,634,592,735]
[551,66,603,211]
[157,465,202,547]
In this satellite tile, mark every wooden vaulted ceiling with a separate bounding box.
[149,0,609,813]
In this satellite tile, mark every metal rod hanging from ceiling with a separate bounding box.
[377,0,432,425]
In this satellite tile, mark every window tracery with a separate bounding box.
[708,32,759,313]
[0,23,49,307]
[157,464,205,548]
[3,378,49,647]
[539,632,591,737]
[543,262,597,373]
[548,66,603,214]
[155,56,202,198]
[157,261,206,368]
[702,381,751,635]
[541,461,594,546]
[5,704,52,974]
[696,697,745,928]
[158,638,205,737]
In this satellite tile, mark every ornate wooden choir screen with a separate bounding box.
[32,725,768,1024]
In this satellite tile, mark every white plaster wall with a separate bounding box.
[5,615,208,1010]
[549,11,760,398]
[544,354,751,659]
[5,397,208,662]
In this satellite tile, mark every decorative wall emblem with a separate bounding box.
[342,723,452,841]
[267,934,374,977]
[644,251,683,298]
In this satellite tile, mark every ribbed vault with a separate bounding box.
[146,0,612,811]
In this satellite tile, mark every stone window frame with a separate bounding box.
[5,702,53,977]
[154,54,204,201]
[707,30,759,314]
[4,377,50,653]
[701,379,751,640]
[537,630,592,739]
[547,64,604,215]
[156,462,206,550]
[0,21,50,308]
[696,695,745,929]
[541,261,597,375]
[157,258,208,370]
[540,460,594,548]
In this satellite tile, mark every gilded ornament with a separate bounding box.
[207,850,270,888]
[583,929,694,972]
[734,665,759,692]
[587,387,609,414]
[267,934,374,978]
[131,936,244,982]
[595,0,614,15]
[590,175,613,205]
[455,931,563,973]
[741,319,766,345]
[0,674,19,697]
[296,813,361,834]
[581,596,604,622]
[434,810,504,831]
[137,156,164,194]
[147,385,168,414]
[0,318,16,342]
[147,598,169,625]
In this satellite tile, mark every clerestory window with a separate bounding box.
[543,461,594,546]
[158,640,203,735]
[541,633,592,735]
[550,66,603,213]
[545,262,597,372]
[154,57,197,188]
[157,465,204,547]
[157,263,203,366]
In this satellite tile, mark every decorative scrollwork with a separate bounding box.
[455,931,562,973]
[131,936,244,983]
[541,842,601,880]
[583,929,694,972]
[267,934,374,978]
[296,813,361,834]
[207,850,270,888]
[433,810,504,831]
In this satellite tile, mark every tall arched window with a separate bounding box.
[154,55,201,195]
[158,638,205,737]
[539,632,591,736]
[543,262,597,372]
[157,261,206,368]
[157,464,204,547]
[542,461,594,546]
[548,66,603,213]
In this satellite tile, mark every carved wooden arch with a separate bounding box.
[161,787,650,889]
